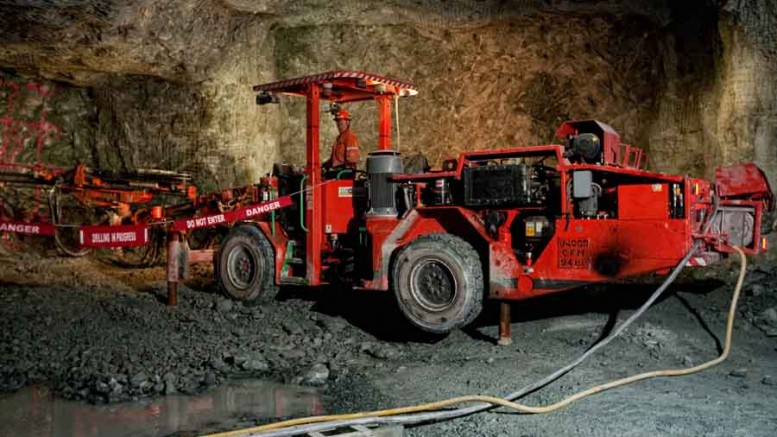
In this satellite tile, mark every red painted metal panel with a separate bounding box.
[491,217,691,300]
[364,215,402,290]
[715,163,774,209]
[322,180,358,234]
[618,184,670,220]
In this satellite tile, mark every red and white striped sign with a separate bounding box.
[171,195,293,232]
[79,225,149,248]
[0,220,56,236]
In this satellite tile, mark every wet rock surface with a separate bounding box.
[1,254,776,437]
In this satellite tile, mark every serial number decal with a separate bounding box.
[558,238,590,269]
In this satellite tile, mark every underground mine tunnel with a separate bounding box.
[0,1,776,436]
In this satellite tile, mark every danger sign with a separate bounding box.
[0,221,56,236]
[171,195,293,231]
[558,238,590,269]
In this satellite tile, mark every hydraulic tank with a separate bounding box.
[367,150,402,216]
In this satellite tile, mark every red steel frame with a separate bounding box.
[305,83,322,285]
[254,71,417,286]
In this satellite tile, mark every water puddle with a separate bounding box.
[0,380,323,437]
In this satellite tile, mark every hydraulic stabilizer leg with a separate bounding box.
[498,301,513,346]
[167,231,180,306]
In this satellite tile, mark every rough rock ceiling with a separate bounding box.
[0,0,670,85]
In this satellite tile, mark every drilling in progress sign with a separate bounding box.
[79,225,149,248]
[558,238,590,269]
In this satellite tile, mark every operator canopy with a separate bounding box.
[254,70,418,104]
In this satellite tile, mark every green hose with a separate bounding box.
[336,169,354,180]
[299,175,308,232]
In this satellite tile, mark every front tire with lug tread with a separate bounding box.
[216,224,278,302]
[392,233,484,334]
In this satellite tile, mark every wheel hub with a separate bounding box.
[410,258,457,312]
[227,246,256,290]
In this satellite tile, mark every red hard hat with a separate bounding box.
[334,108,351,120]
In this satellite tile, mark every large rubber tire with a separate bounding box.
[215,224,278,302]
[392,234,484,334]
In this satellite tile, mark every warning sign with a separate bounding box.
[558,238,590,269]
[171,195,292,231]
[80,225,149,248]
[0,221,56,236]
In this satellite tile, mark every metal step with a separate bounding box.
[280,276,308,286]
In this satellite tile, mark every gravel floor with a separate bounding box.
[1,251,776,436]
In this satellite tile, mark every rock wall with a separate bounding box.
[0,1,281,191]
[0,70,94,167]
[0,22,279,192]
[717,0,777,191]
[648,0,777,193]
[646,1,722,178]
[200,20,281,189]
[643,0,776,253]
[90,20,280,192]
[0,0,774,196]
[273,15,663,168]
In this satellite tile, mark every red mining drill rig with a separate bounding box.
[198,70,773,334]
[1,72,773,336]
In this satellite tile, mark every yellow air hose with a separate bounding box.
[202,246,747,437]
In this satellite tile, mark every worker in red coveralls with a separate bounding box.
[323,108,360,172]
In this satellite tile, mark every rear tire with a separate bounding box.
[392,234,484,334]
[216,224,278,302]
